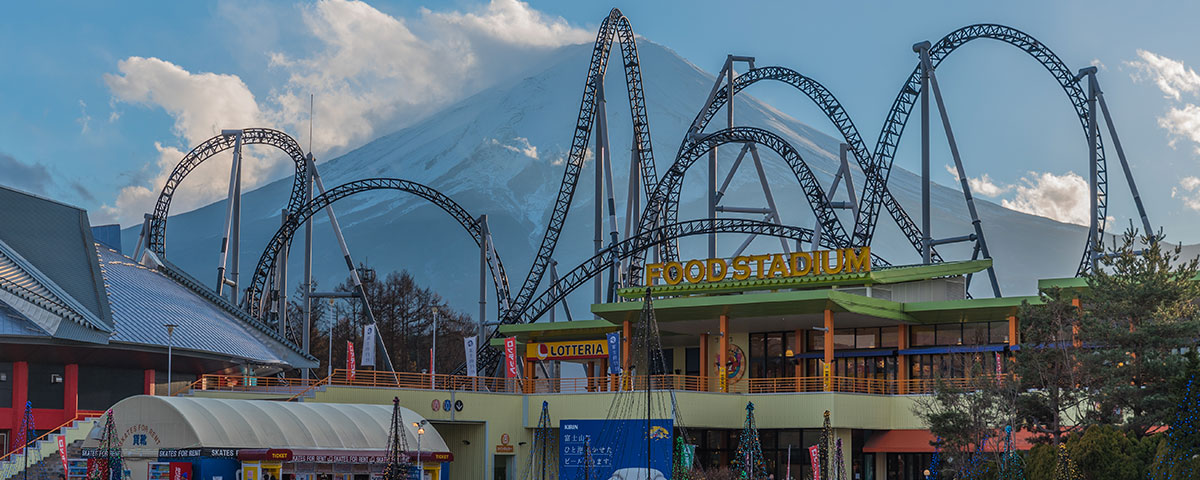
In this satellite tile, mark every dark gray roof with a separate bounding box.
[0,186,113,330]
[0,300,50,337]
[97,246,315,367]
[0,237,111,343]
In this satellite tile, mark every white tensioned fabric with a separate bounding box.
[95,396,450,454]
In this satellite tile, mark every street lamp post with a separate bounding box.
[164,324,177,396]
[412,420,428,478]
[431,306,439,377]
[328,299,335,378]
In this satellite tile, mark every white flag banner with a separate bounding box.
[362,324,378,367]
[464,336,478,377]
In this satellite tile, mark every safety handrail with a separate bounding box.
[0,411,103,464]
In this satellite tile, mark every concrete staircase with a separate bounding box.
[0,417,97,480]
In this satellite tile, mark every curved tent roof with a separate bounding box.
[86,396,448,457]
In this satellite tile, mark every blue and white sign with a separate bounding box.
[560,419,673,480]
[606,332,622,374]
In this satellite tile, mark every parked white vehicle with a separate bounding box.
[607,468,667,480]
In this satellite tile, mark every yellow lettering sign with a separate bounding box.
[644,247,870,285]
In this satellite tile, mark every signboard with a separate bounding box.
[169,462,192,480]
[504,338,520,378]
[347,341,356,380]
[496,433,513,454]
[362,324,377,367]
[58,436,68,473]
[644,248,871,286]
[809,445,820,480]
[526,340,608,361]
[606,332,621,375]
[559,419,673,480]
[463,336,478,377]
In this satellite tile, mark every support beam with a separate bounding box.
[302,153,314,380]
[699,333,710,387]
[897,325,909,395]
[595,75,608,306]
[64,364,78,421]
[1092,70,1154,238]
[276,210,289,336]
[749,145,790,253]
[718,314,729,393]
[915,42,933,264]
[11,362,28,449]
[1008,315,1018,347]
[216,130,243,296]
[143,368,155,396]
[823,309,834,392]
[1085,70,1100,271]
[622,320,632,389]
[479,214,489,344]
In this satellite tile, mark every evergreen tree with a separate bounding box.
[1013,288,1088,448]
[1155,372,1200,479]
[1079,229,1200,436]
[912,363,1008,475]
[732,402,766,479]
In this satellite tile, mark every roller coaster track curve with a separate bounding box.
[862,24,1107,274]
[243,177,512,319]
[507,8,664,320]
[148,128,309,257]
[669,65,943,263]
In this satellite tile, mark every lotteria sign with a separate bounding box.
[526,340,608,361]
[645,247,870,286]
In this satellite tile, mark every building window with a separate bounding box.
[749,332,795,378]
[911,325,935,346]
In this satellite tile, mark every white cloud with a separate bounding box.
[942,164,1009,197]
[101,0,589,226]
[1001,171,1092,226]
[76,100,91,134]
[489,137,538,160]
[1127,49,1200,101]
[1090,58,1106,71]
[1174,176,1200,211]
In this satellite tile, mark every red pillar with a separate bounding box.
[144,369,156,396]
[10,362,28,454]
[64,364,79,420]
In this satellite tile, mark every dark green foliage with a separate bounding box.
[1013,288,1086,447]
[912,364,1009,476]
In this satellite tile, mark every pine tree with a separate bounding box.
[732,402,766,479]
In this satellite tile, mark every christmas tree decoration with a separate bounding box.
[522,401,557,480]
[673,435,696,480]
[18,401,34,480]
[1156,375,1200,479]
[579,436,595,480]
[927,437,941,480]
[1052,444,1080,480]
[998,426,1026,480]
[960,434,989,480]
[731,402,766,479]
[819,410,832,480]
[833,438,846,480]
[382,397,414,480]
[90,411,122,480]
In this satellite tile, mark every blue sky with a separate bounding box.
[3,0,1200,243]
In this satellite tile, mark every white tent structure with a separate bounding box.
[83,396,450,480]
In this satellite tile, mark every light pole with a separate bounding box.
[412,420,428,477]
[431,306,439,377]
[164,324,177,396]
[327,299,335,378]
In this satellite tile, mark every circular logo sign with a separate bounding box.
[537,343,550,360]
[454,400,464,412]
[501,433,510,445]
[431,399,440,411]
[443,399,452,412]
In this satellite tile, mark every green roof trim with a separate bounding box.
[827,291,912,322]
[494,319,620,343]
[617,259,992,299]
[1037,277,1088,290]
[903,296,1041,323]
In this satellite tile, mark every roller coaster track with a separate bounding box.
[626,126,858,284]
[863,24,1107,274]
[243,178,512,318]
[507,8,662,319]
[148,128,308,257]
[671,65,943,263]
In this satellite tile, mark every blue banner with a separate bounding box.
[560,419,673,479]
[606,332,622,374]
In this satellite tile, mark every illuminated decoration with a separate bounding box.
[926,438,941,480]
[998,426,1026,479]
[961,434,989,479]
[522,401,557,480]
[1157,375,1200,479]
[382,397,414,480]
[1053,444,1081,480]
[526,340,608,361]
[673,436,696,480]
[833,439,846,480]
[89,412,122,480]
[645,248,870,286]
[819,411,831,480]
[732,402,766,479]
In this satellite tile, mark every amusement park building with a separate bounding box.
[0,185,316,455]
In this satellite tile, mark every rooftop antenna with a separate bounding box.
[309,93,314,154]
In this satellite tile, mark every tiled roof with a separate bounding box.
[97,246,313,367]
[0,238,110,343]
[0,300,50,337]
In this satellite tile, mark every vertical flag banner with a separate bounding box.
[347,341,356,380]
[505,337,520,378]
[57,436,68,473]
[809,445,821,480]
[362,324,377,367]
[606,332,622,374]
[464,336,478,377]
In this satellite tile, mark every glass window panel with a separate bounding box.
[880,327,899,348]
[991,321,1010,345]
[767,333,784,358]
[750,333,764,358]
[779,430,801,449]
[834,329,855,349]
[962,323,987,345]
[760,430,778,450]
[911,325,935,346]
[936,324,962,345]
[808,331,824,351]
[855,328,879,349]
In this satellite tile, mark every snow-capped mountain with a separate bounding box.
[121,40,1095,319]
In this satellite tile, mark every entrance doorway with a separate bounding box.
[493,455,514,480]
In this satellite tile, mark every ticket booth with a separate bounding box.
[239,449,292,480]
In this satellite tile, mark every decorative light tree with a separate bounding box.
[833,438,846,480]
[927,437,941,480]
[90,412,122,480]
[732,402,766,479]
[819,410,832,479]
[19,401,33,480]
[1156,375,1200,479]
[1053,444,1081,480]
[997,426,1026,480]
[522,401,557,480]
[382,397,413,480]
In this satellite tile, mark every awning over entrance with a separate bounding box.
[84,395,452,459]
[863,429,1036,453]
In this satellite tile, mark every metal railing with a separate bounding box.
[184,369,1008,396]
[0,411,103,464]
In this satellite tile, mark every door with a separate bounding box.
[493,455,513,480]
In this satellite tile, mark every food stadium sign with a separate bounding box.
[644,247,871,286]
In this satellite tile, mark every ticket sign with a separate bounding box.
[645,248,871,286]
[526,340,608,361]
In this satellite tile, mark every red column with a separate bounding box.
[10,362,28,454]
[64,364,78,420]
[144,369,156,396]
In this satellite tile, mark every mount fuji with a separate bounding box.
[120,40,1095,320]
